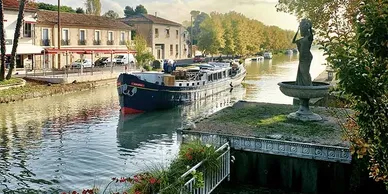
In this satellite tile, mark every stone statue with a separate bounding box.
[293,19,313,86]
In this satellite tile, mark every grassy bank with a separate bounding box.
[193,101,350,147]
[0,78,24,86]
[0,78,115,103]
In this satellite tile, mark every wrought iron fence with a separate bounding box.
[180,142,230,194]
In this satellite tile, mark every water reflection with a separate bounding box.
[0,83,244,192]
[243,49,326,104]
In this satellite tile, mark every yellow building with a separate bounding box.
[35,10,135,69]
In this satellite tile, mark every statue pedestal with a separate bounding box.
[288,98,322,122]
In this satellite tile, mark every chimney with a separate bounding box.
[155,12,157,17]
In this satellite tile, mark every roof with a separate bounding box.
[3,0,37,11]
[37,10,133,30]
[120,14,181,27]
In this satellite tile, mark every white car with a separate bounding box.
[69,59,93,69]
[263,52,273,59]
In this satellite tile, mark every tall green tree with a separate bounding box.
[6,0,26,79]
[197,13,225,55]
[135,5,147,14]
[124,6,135,17]
[75,7,85,14]
[278,0,388,190]
[85,0,101,16]
[103,10,119,19]
[221,15,235,56]
[0,0,6,81]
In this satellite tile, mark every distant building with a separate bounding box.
[3,0,43,69]
[120,14,190,60]
[35,10,134,69]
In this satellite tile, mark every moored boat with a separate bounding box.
[117,62,246,114]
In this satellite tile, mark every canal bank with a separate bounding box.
[0,78,116,103]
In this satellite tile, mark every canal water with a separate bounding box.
[0,50,326,193]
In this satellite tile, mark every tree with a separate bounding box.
[85,0,101,16]
[103,10,119,19]
[6,0,26,79]
[135,5,147,14]
[128,34,154,69]
[197,13,225,55]
[124,6,135,17]
[278,0,388,190]
[36,2,76,13]
[75,7,85,14]
[0,0,5,80]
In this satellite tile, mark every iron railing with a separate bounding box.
[41,39,50,46]
[78,40,86,45]
[93,40,101,45]
[61,39,70,46]
[180,142,230,194]
[107,40,114,45]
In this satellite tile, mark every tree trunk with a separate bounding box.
[6,0,26,80]
[0,0,6,81]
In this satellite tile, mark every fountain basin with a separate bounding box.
[278,81,330,99]
[278,81,330,122]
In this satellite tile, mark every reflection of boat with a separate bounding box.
[285,49,293,55]
[116,87,245,150]
[264,52,273,59]
[117,62,246,114]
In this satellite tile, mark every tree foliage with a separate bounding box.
[128,34,154,69]
[36,2,76,13]
[124,5,147,17]
[85,0,101,16]
[103,10,119,19]
[187,11,209,45]
[75,7,85,14]
[278,0,388,190]
[135,5,147,14]
[196,11,295,56]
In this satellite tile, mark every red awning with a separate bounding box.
[43,48,136,55]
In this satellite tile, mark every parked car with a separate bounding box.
[263,52,273,59]
[94,57,109,67]
[113,54,136,65]
[193,55,205,63]
[67,59,93,69]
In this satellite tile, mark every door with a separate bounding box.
[157,49,161,59]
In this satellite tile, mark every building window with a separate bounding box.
[23,23,32,37]
[41,28,50,46]
[176,30,178,39]
[155,28,159,38]
[120,32,125,45]
[131,30,136,40]
[79,29,86,45]
[170,44,173,56]
[176,44,178,57]
[107,31,113,45]
[94,30,101,45]
[166,28,170,38]
[183,33,186,39]
[61,29,69,45]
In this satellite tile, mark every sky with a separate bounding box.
[38,0,298,30]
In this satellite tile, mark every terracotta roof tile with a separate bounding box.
[3,0,37,11]
[37,10,132,30]
[120,14,181,27]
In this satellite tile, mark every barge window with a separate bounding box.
[192,83,195,86]
[197,82,200,85]
[179,83,182,86]
[218,72,222,79]
[223,71,226,77]
[208,75,211,81]
[203,81,205,85]
[187,83,189,86]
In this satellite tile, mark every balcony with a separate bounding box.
[41,39,50,46]
[107,40,114,45]
[61,39,70,46]
[78,40,86,45]
[119,40,126,45]
[93,40,101,45]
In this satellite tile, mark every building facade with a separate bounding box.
[3,0,43,69]
[120,14,190,60]
[35,10,134,69]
